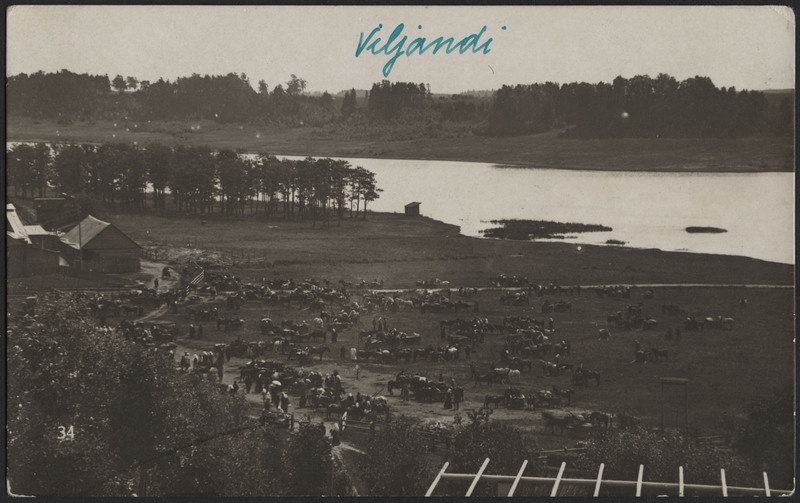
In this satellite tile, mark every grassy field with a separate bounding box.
[115,211,793,440]
[7,206,794,485]
[8,117,794,172]
[111,211,793,287]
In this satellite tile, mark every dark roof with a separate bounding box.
[405,202,421,208]
[62,215,110,249]
[61,215,140,250]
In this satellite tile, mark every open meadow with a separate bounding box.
[77,211,792,451]
[8,117,794,172]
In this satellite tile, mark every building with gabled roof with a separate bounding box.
[7,203,61,277]
[7,203,32,244]
[60,215,141,273]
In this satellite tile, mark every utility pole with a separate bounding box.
[62,193,83,271]
[77,208,83,271]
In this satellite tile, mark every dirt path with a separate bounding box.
[370,284,793,294]
[133,260,181,323]
[139,259,181,292]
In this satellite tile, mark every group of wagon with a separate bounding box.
[684,315,735,331]
[541,409,613,436]
[483,387,570,411]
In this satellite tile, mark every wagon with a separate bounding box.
[504,388,527,410]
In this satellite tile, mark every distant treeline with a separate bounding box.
[7,71,338,127]
[488,75,793,138]
[7,142,381,223]
[6,70,792,138]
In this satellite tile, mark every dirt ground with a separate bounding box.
[9,211,792,457]
[126,256,793,454]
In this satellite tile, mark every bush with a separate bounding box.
[359,416,436,496]
[575,425,756,493]
[443,409,541,497]
[283,422,332,495]
[7,291,281,496]
[731,386,794,489]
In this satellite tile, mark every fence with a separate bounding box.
[425,458,791,497]
[142,240,275,268]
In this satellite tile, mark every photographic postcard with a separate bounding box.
[5,5,795,497]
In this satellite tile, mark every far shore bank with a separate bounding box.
[7,117,794,173]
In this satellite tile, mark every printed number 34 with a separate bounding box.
[57,425,75,440]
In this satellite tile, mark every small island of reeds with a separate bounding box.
[606,239,627,245]
[481,219,612,240]
[686,226,728,234]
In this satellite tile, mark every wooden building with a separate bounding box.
[405,202,421,216]
[60,215,141,273]
[6,204,61,278]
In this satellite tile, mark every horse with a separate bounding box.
[641,319,659,330]
[484,395,504,409]
[554,341,571,356]
[502,352,533,372]
[287,348,310,364]
[572,368,600,386]
[588,411,611,428]
[307,346,330,361]
[542,411,578,435]
[651,347,669,361]
[470,363,497,385]
[508,369,521,383]
[540,360,560,377]
[327,403,345,420]
[551,386,573,405]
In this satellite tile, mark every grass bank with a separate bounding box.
[112,211,793,287]
[8,117,794,172]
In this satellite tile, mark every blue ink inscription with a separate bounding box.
[356,23,503,77]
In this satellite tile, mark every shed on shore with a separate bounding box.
[405,202,421,216]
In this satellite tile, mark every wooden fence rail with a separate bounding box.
[425,458,791,497]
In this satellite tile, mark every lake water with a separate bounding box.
[8,141,793,264]
[281,156,794,265]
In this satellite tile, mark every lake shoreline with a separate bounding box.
[7,117,794,173]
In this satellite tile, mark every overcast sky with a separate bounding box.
[7,5,795,94]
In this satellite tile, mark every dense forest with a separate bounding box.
[7,142,382,223]
[488,75,793,138]
[6,70,792,138]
